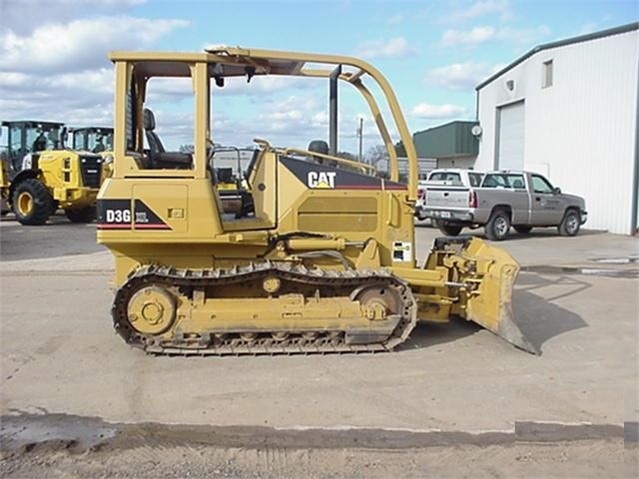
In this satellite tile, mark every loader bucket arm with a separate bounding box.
[421,237,538,354]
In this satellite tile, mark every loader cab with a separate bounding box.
[1,120,65,174]
[71,127,114,153]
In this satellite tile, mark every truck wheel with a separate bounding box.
[485,210,511,241]
[558,209,580,236]
[65,206,96,223]
[11,178,53,226]
[437,222,463,236]
[514,225,532,234]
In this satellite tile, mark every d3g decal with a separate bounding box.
[307,171,336,189]
[106,209,131,223]
[96,199,171,230]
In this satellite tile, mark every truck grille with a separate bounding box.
[79,155,103,188]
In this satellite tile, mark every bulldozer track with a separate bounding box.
[112,262,418,356]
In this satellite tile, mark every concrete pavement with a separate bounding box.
[1,218,637,436]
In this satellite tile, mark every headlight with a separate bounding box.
[21,154,32,170]
[103,154,114,165]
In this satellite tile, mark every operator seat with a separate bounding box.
[143,108,165,156]
[143,108,192,169]
[307,140,337,167]
[308,140,329,164]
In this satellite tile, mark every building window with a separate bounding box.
[542,59,553,88]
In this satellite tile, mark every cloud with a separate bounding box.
[0,0,146,35]
[496,25,551,45]
[441,26,495,46]
[578,21,600,35]
[0,11,187,134]
[387,13,404,25]
[444,0,513,23]
[425,61,506,90]
[1,16,189,74]
[355,37,418,59]
[440,24,550,47]
[410,103,468,119]
[0,67,114,123]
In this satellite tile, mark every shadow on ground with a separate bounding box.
[401,271,588,355]
[510,272,589,353]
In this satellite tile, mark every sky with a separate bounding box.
[1,0,637,156]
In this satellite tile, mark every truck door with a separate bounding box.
[503,173,529,224]
[529,174,562,225]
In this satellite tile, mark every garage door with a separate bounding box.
[497,101,525,170]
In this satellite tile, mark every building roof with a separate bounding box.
[413,120,478,136]
[476,22,639,90]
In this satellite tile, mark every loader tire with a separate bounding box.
[65,206,96,223]
[558,208,580,237]
[437,221,463,236]
[514,225,532,234]
[11,178,53,226]
[485,209,511,241]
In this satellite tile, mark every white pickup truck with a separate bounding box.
[423,170,588,241]
[415,169,484,221]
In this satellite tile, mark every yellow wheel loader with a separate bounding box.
[97,47,536,355]
[0,156,10,216]
[70,126,114,154]
[2,121,104,225]
[70,126,115,182]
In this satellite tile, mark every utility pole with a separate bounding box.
[357,117,364,163]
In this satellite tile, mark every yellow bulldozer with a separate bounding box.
[97,47,536,355]
[1,120,104,225]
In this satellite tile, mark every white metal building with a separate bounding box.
[474,22,639,235]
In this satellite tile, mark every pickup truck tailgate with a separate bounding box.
[425,186,469,208]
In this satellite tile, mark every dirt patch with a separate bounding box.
[1,413,635,478]
[1,440,636,478]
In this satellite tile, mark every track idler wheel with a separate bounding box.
[126,285,176,335]
[352,285,402,320]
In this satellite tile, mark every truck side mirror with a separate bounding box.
[552,186,561,194]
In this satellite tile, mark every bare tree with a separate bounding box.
[365,144,388,164]
[336,151,357,161]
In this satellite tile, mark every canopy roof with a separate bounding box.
[108,47,376,81]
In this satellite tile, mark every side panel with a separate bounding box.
[476,189,530,224]
[132,184,188,232]
[275,155,414,268]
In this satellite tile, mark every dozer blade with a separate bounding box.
[460,238,539,355]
